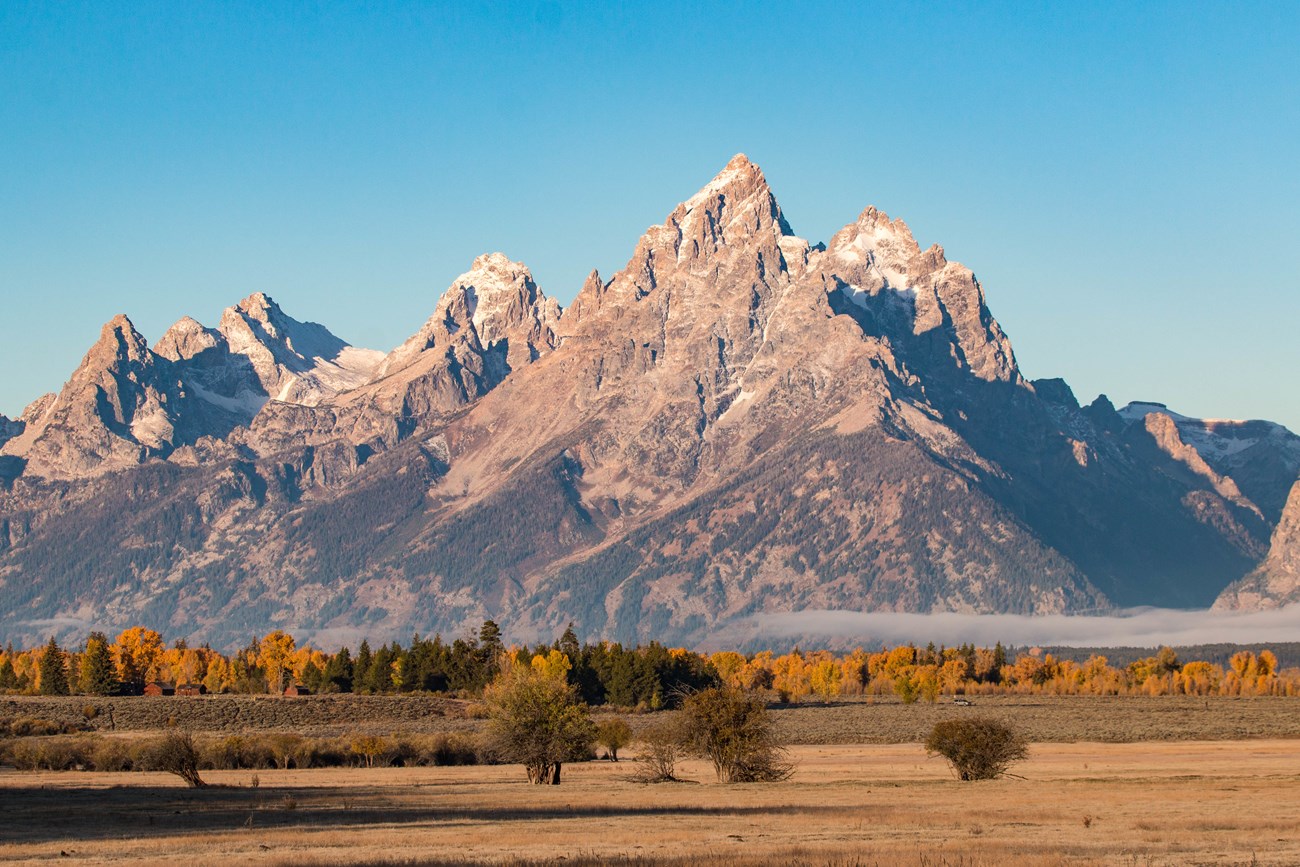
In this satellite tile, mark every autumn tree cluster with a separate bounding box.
[2,624,1297,702]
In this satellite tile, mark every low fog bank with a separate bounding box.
[715,605,1300,651]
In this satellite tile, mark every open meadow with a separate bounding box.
[2,695,1300,865]
[2,741,1298,866]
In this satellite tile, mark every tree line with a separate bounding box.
[3,623,1297,701]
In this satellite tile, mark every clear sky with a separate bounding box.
[2,1,1298,429]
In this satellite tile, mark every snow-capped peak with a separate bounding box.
[450,252,541,348]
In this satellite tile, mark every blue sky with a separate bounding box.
[2,1,1298,429]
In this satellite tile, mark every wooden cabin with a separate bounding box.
[176,683,207,696]
[143,681,175,697]
[283,683,311,697]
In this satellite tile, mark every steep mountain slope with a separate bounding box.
[0,155,1290,647]
[1215,480,1300,610]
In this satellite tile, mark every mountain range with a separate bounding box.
[2,155,1298,648]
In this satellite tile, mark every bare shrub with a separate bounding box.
[925,716,1028,781]
[407,732,481,766]
[6,717,76,737]
[631,719,685,783]
[267,733,304,769]
[679,687,793,783]
[5,739,40,770]
[145,729,207,788]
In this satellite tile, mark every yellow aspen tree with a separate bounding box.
[114,627,164,684]
[939,658,969,695]
[838,648,869,696]
[772,651,810,702]
[809,658,843,702]
[531,648,572,680]
[257,630,297,694]
[710,651,747,688]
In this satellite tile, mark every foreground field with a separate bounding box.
[1,741,1297,866]
[5,694,1300,742]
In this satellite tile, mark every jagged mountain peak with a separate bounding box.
[447,252,553,348]
[827,206,923,284]
[0,312,186,477]
[372,252,560,385]
[670,153,793,245]
[235,291,277,316]
[94,313,152,365]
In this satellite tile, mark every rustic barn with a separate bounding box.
[283,683,311,697]
[176,683,207,696]
[143,682,175,696]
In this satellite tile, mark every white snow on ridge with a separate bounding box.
[1118,401,1300,465]
[189,382,269,416]
[1118,401,1194,423]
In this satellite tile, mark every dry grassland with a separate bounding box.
[2,740,1298,866]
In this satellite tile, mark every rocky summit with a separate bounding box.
[0,155,1295,647]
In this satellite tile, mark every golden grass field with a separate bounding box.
[2,739,1298,866]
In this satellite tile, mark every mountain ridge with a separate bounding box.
[0,154,1294,647]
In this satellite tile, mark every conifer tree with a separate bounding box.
[323,647,353,693]
[559,623,580,660]
[38,636,70,695]
[80,632,118,695]
[0,644,18,691]
[354,641,374,693]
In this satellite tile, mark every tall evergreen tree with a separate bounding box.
[38,636,70,695]
[354,641,374,693]
[323,646,354,693]
[479,620,503,652]
[559,623,580,660]
[0,644,17,691]
[80,632,118,695]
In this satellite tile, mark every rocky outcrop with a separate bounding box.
[1215,479,1300,609]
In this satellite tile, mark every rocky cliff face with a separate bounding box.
[0,155,1293,646]
[0,414,18,449]
[1215,480,1300,610]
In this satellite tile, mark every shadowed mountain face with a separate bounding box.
[0,155,1292,648]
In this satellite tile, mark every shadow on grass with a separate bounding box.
[2,782,850,846]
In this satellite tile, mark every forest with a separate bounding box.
[4,621,1297,704]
